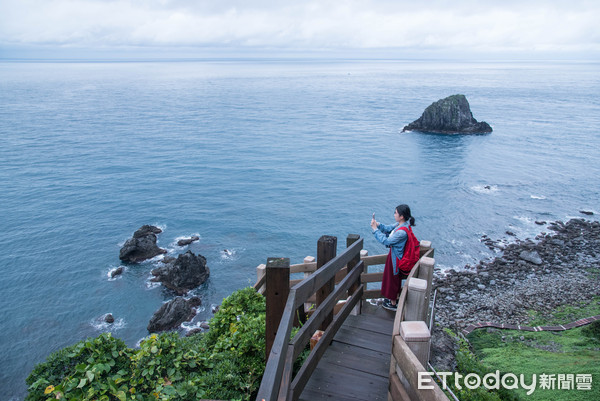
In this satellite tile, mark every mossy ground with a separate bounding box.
[467,297,600,400]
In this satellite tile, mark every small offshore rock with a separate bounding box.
[177,236,200,246]
[119,225,167,263]
[110,267,124,278]
[147,296,201,333]
[104,314,115,324]
[535,221,547,225]
[519,250,543,265]
[151,251,210,295]
[580,210,594,216]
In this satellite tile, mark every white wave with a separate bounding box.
[90,314,126,332]
[145,275,161,290]
[181,320,208,333]
[530,195,547,199]
[219,248,243,261]
[470,184,498,194]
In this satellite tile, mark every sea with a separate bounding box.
[1,59,599,399]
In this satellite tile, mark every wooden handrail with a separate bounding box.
[256,237,364,401]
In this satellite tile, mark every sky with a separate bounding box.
[1,0,599,60]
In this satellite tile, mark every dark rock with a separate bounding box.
[104,313,115,324]
[177,236,200,246]
[402,94,492,134]
[519,250,543,265]
[185,328,203,336]
[147,296,201,333]
[134,225,163,237]
[119,225,167,263]
[110,267,124,278]
[535,221,547,225]
[580,210,594,216]
[151,251,210,295]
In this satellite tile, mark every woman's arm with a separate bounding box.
[376,222,398,234]
[373,227,407,247]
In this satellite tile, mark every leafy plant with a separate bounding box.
[26,287,268,401]
[26,332,132,401]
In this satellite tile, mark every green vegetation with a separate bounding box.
[466,297,600,401]
[26,287,267,401]
[442,329,521,401]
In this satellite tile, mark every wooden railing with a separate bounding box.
[388,249,450,401]
[255,235,364,401]
[254,236,450,401]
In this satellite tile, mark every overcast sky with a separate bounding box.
[1,0,599,59]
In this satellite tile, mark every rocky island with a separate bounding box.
[403,94,492,134]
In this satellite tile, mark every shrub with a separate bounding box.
[26,332,132,401]
[25,288,267,401]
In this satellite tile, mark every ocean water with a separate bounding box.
[1,59,599,398]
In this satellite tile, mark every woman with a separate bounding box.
[370,204,420,311]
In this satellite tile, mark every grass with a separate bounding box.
[467,297,600,400]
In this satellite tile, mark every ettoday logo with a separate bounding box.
[418,371,593,395]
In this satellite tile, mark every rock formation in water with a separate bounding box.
[119,225,167,263]
[177,236,200,246]
[402,94,492,134]
[151,250,210,295]
[147,296,202,333]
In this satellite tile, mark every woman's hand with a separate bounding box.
[370,217,378,230]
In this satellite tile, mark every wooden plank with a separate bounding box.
[320,340,391,378]
[299,386,379,401]
[290,261,364,360]
[361,254,387,266]
[333,325,393,354]
[277,344,296,401]
[389,372,411,401]
[256,292,297,401]
[290,262,317,274]
[361,271,384,283]
[342,313,394,336]
[289,285,363,401]
[301,362,389,401]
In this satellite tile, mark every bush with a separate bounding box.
[26,332,132,401]
[26,287,267,401]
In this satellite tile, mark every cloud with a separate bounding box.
[1,0,599,57]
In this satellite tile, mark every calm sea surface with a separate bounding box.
[1,59,599,398]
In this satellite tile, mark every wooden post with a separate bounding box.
[265,257,290,360]
[405,278,428,322]
[400,321,431,367]
[346,234,362,316]
[417,256,435,328]
[256,263,266,294]
[316,235,337,331]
